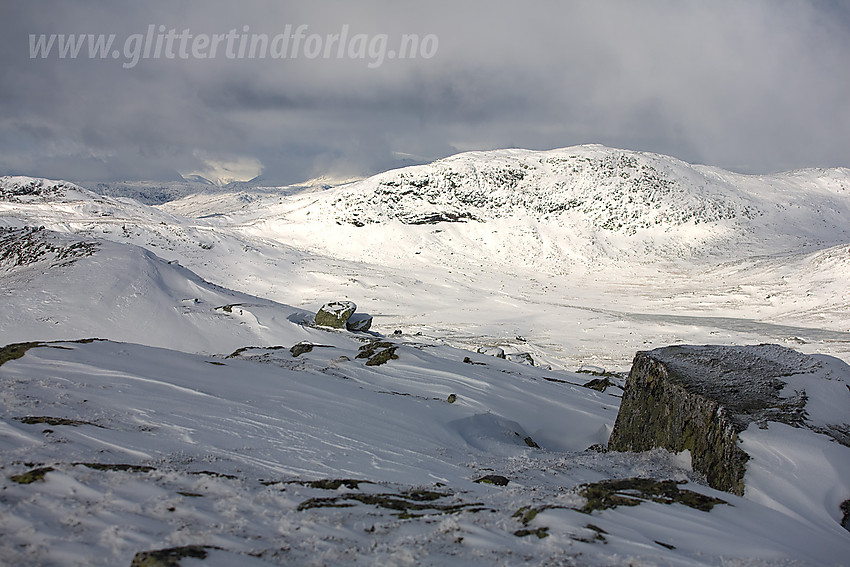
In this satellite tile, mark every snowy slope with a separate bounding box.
[2,339,849,566]
[0,226,316,354]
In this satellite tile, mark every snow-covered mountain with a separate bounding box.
[2,147,850,565]
[260,145,850,268]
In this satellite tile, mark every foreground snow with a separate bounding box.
[2,339,849,566]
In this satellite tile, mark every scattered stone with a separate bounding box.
[314,301,357,328]
[474,474,509,486]
[447,393,457,404]
[463,357,485,365]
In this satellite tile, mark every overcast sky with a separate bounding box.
[1,0,849,184]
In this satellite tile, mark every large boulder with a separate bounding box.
[346,312,373,332]
[608,344,850,496]
[314,301,357,329]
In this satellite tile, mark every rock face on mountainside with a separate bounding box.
[326,147,763,234]
[608,344,850,496]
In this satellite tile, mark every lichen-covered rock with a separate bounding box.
[314,301,357,328]
[608,344,830,495]
[346,312,373,332]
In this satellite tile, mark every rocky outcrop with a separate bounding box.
[608,344,825,495]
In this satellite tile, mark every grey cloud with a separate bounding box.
[1,0,848,183]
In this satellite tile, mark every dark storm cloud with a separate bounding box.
[1,0,848,184]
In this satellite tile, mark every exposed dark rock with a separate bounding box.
[297,490,480,517]
[130,545,216,566]
[608,344,828,495]
[356,340,399,366]
[582,377,616,392]
[474,474,510,486]
[0,341,44,367]
[225,345,287,359]
[10,466,55,484]
[15,416,103,428]
[287,478,371,490]
[841,499,850,532]
[365,347,399,366]
[577,478,726,513]
[0,226,97,268]
[290,342,314,357]
[399,211,479,225]
[514,527,549,538]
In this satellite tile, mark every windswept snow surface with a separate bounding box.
[2,339,849,566]
[2,147,850,565]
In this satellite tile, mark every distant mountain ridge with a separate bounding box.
[318,145,849,233]
[243,145,848,272]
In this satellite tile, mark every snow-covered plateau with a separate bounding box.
[1,145,849,565]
